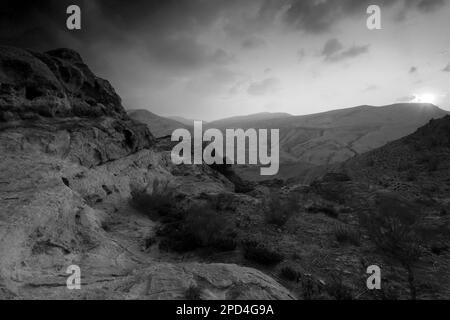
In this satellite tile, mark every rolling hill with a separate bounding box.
[208,104,448,166]
[127,109,188,137]
[207,112,292,129]
[167,115,204,126]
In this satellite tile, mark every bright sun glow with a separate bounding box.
[413,93,437,104]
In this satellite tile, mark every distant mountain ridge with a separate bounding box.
[128,109,188,138]
[207,112,292,129]
[167,115,204,126]
[208,103,448,166]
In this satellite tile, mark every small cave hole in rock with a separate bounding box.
[102,185,113,195]
[61,177,70,187]
[25,86,43,100]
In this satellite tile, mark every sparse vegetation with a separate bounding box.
[300,276,319,300]
[361,192,424,300]
[185,204,237,251]
[265,193,299,227]
[325,275,353,300]
[242,239,284,265]
[307,205,339,219]
[155,203,237,253]
[417,154,440,172]
[280,265,299,281]
[406,170,417,182]
[130,190,176,218]
[333,224,360,246]
[131,180,237,253]
[397,160,413,172]
[430,242,449,256]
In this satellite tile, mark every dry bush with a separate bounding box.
[242,239,284,265]
[361,192,424,300]
[307,205,339,219]
[265,193,300,227]
[185,204,237,251]
[280,265,299,281]
[333,224,361,246]
[132,181,236,253]
[130,180,178,219]
[157,204,237,253]
[325,275,353,300]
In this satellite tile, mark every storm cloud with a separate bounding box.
[322,39,369,62]
[0,0,449,119]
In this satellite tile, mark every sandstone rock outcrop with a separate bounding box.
[0,46,293,300]
[0,46,126,120]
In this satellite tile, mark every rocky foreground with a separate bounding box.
[0,46,294,299]
[1,45,449,300]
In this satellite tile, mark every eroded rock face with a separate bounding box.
[0,117,153,168]
[0,46,293,300]
[0,142,292,300]
[0,46,125,120]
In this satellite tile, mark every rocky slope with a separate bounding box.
[0,46,293,300]
[147,115,450,300]
[341,115,450,202]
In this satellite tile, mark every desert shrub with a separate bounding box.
[430,242,449,256]
[185,204,237,250]
[325,275,353,300]
[265,193,300,227]
[157,233,198,253]
[361,192,423,300]
[132,183,237,254]
[156,204,236,253]
[300,276,319,300]
[417,154,440,172]
[280,266,299,281]
[307,205,339,219]
[397,161,413,172]
[130,190,176,218]
[185,285,202,300]
[322,172,351,182]
[208,192,236,211]
[291,252,302,261]
[406,170,417,182]
[211,236,237,251]
[333,225,361,246]
[242,239,284,265]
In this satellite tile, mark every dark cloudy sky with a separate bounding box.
[1,0,450,120]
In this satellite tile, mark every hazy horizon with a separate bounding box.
[133,101,448,123]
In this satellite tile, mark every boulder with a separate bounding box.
[0,46,126,120]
